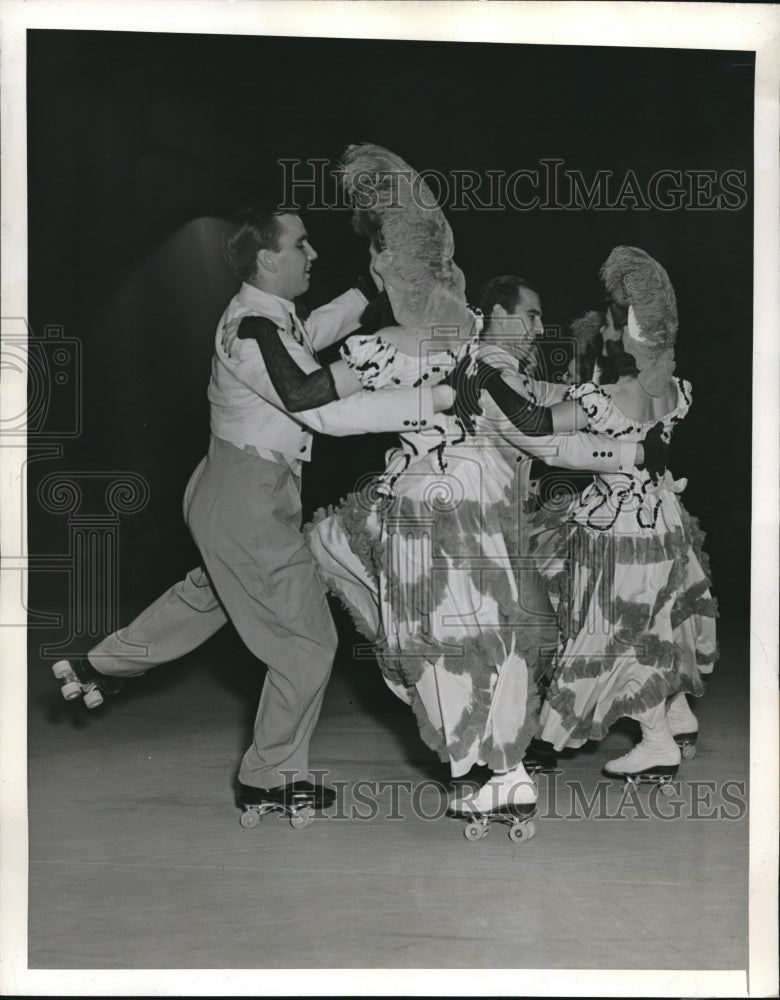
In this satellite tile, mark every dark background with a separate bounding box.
[26,31,754,648]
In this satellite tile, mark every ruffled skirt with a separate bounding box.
[533,476,718,749]
[307,444,558,776]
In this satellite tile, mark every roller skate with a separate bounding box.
[603,705,681,796]
[237,780,336,830]
[523,737,559,774]
[52,657,124,709]
[666,692,699,759]
[447,765,538,843]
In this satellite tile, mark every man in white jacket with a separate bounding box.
[55,205,454,810]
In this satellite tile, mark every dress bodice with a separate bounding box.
[565,378,692,443]
[341,330,482,490]
[564,377,693,532]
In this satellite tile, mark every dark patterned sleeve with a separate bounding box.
[237,316,339,412]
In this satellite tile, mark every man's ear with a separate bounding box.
[492,303,508,321]
[257,248,277,275]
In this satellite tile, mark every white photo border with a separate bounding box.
[1,2,777,997]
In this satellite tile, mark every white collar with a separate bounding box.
[237,283,297,325]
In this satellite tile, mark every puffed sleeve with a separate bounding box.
[340,334,427,390]
[565,381,614,432]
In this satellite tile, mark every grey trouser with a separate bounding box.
[89,435,337,788]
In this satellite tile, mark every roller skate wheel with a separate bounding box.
[83,688,104,709]
[52,661,73,680]
[681,744,697,760]
[508,820,536,844]
[290,811,313,830]
[464,823,486,842]
[61,681,82,701]
[240,809,260,828]
[659,782,675,797]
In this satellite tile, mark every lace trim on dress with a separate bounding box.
[376,632,543,771]
[548,666,705,743]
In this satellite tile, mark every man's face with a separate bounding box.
[482,285,543,361]
[265,214,318,300]
[508,287,544,342]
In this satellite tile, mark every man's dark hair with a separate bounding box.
[223,203,290,282]
[479,275,540,329]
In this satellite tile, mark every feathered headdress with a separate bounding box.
[599,246,677,395]
[339,143,469,331]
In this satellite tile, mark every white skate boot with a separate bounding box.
[447,764,538,843]
[604,704,681,795]
[666,692,699,759]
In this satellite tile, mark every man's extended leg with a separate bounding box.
[52,565,229,706]
[88,566,228,676]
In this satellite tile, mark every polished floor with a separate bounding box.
[27,610,749,971]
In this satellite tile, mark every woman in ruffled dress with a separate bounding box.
[470,246,718,780]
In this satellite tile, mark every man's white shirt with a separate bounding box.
[208,282,436,464]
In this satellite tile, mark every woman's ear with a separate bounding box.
[451,263,467,297]
[372,249,393,281]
